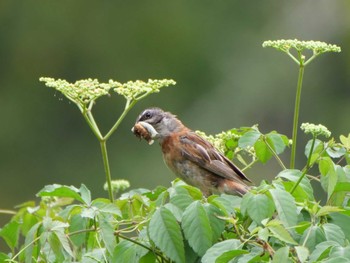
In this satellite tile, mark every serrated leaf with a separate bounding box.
[170,193,194,211]
[322,223,346,246]
[319,157,334,176]
[37,184,84,203]
[295,246,309,263]
[216,249,248,263]
[241,192,275,224]
[0,220,20,250]
[305,139,323,158]
[277,169,314,201]
[112,240,148,262]
[329,213,350,240]
[269,188,297,228]
[316,206,344,217]
[330,246,350,258]
[210,194,241,216]
[272,247,289,263]
[79,184,92,205]
[267,221,297,245]
[25,222,41,263]
[149,207,185,263]
[54,229,74,258]
[254,139,272,163]
[333,182,350,192]
[309,241,339,262]
[266,133,287,154]
[238,130,261,148]
[301,225,326,251]
[203,203,225,242]
[98,215,116,255]
[182,201,212,256]
[340,134,350,149]
[201,239,241,263]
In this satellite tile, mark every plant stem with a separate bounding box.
[100,140,114,202]
[263,136,286,170]
[290,55,305,169]
[290,136,316,194]
[104,99,136,141]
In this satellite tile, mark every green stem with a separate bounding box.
[290,55,305,169]
[117,233,169,262]
[104,99,136,141]
[100,140,114,202]
[11,236,41,261]
[263,136,286,170]
[290,136,316,194]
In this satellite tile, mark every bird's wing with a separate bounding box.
[179,132,251,183]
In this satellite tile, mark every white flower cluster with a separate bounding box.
[40,77,117,107]
[114,79,176,101]
[262,39,341,54]
[300,122,331,138]
[196,130,240,153]
[104,179,130,193]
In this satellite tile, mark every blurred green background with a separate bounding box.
[1,0,349,225]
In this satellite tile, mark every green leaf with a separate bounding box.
[113,240,148,262]
[201,239,241,263]
[319,157,334,176]
[37,184,84,203]
[0,220,20,250]
[209,194,241,216]
[241,192,275,224]
[0,253,10,262]
[266,133,287,154]
[295,246,309,263]
[203,203,225,242]
[254,139,272,163]
[69,214,88,247]
[333,182,350,192]
[170,193,194,212]
[322,223,346,246]
[329,212,350,241]
[238,130,261,148]
[272,247,289,263]
[277,169,314,201]
[300,225,326,251]
[266,220,297,245]
[98,214,116,255]
[340,134,350,149]
[316,206,344,217]
[55,228,74,258]
[216,250,248,263]
[269,188,298,228]
[149,207,185,263]
[309,241,339,262]
[182,201,212,256]
[330,246,350,259]
[80,184,92,205]
[25,222,41,263]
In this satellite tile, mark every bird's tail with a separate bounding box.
[220,180,251,196]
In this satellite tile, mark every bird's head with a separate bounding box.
[135,108,185,138]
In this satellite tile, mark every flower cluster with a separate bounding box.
[300,122,331,138]
[262,39,341,55]
[114,79,176,101]
[196,130,240,153]
[40,77,118,107]
[104,179,130,194]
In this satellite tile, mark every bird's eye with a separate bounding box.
[144,111,152,119]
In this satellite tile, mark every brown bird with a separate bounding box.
[133,108,251,196]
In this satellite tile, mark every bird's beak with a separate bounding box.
[132,121,159,145]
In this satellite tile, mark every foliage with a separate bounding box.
[1,39,350,262]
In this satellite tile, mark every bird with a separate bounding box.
[132,107,252,196]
